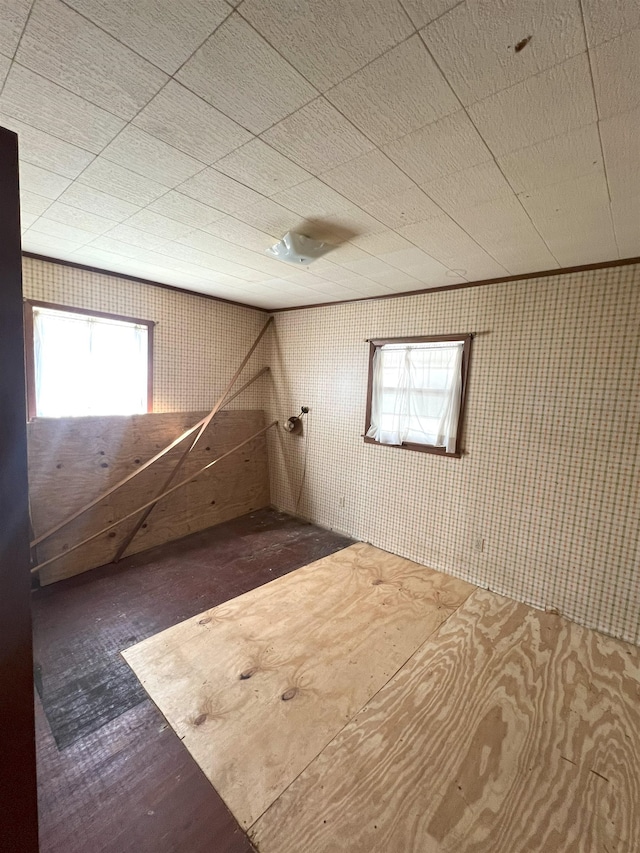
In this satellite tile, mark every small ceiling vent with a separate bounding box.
[265,231,328,265]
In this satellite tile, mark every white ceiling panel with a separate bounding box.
[0,112,94,178]
[384,111,491,186]
[20,189,53,216]
[591,27,640,119]
[350,230,414,256]
[468,53,597,157]
[0,0,32,59]
[175,229,290,277]
[57,183,140,222]
[240,0,413,91]
[19,161,71,199]
[399,0,460,30]
[519,174,617,266]
[0,54,10,87]
[63,0,231,75]
[78,158,170,207]
[517,172,618,266]
[611,193,640,258]
[600,106,640,201]
[28,216,95,245]
[0,64,125,153]
[3,0,634,307]
[581,0,640,47]
[146,191,226,229]
[361,186,442,229]
[422,0,585,106]
[133,81,253,165]
[452,195,559,273]
[17,0,167,119]
[232,196,300,238]
[21,211,38,229]
[124,209,196,241]
[23,231,85,254]
[537,209,617,267]
[177,13,317,134]
[178,168,265,213]
[399,215,509,279]
[322,150,414,207]
[202,217,275,253]
[42,201,117,235]
[213,139,311,196]
[153,239,269,281]
[101,126,204,187]
[262,98,375,174]
[273,179,354,219]
[101,223,178,254]
[326,36,458,146]
[426,159,513,216]
[519,171,610,224]
[380,246,453,284]
[497,123,602,193]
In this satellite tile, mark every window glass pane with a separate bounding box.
[33,308,148,417]
[368,339,465,450]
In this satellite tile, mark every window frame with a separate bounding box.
[23,299,155,421]
[363,333,473,458]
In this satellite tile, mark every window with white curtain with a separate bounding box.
[364,335,472,457]
[25,302,153,419]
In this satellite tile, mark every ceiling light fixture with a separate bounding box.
[265,231,328,265]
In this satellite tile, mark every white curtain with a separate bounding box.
[366,341,464,453]
[34,308,148,417]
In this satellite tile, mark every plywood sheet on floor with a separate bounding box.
[252,588,640,853]
[123,542,475,827]
[34,508,351,752]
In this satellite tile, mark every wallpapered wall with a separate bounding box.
[24,255,639,645]
[266,263,640,645]
[22,256,269,413]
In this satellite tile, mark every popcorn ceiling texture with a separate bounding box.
[266,263,640,645]
[22,256,269,413]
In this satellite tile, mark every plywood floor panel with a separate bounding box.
[123,542,475,827]
[252,588,640,853]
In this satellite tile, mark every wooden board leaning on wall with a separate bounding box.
[28,410,270,585]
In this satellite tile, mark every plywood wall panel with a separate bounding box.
[29,409,270,585]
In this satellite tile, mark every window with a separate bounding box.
[24,301,154,419]
[364,334,472,457]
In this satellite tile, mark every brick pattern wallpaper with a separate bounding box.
[22,256,269,413]
[266,263,640,645]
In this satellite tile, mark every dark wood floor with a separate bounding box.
[33,509,352,853]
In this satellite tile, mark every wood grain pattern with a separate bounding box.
[252,588,640,853]
[29,409,270,585]
[123,542,475,827]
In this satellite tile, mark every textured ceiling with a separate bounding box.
[1,0,638,309]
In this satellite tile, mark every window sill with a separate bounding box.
[362,435,462,458]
